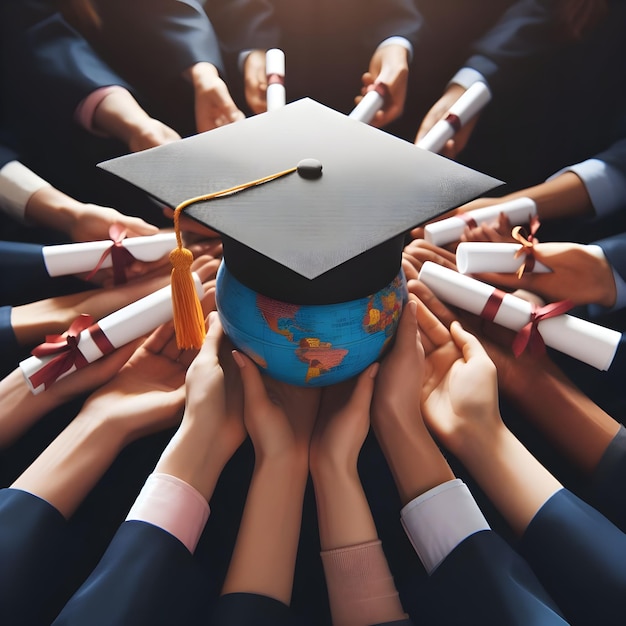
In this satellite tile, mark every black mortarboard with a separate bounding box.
[98,98,502,349]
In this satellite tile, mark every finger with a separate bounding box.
[410,280,457,328]
[346,362,379,415]
[232,349,271,408]
[201,285,217,315]
[140,322,176,355]
[450,321,488,363]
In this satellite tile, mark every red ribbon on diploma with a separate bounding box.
[479,289,574,358]
[511,299,574,357]
[86,224,136,285]
[512,215,540,279]
[29,314,94,390]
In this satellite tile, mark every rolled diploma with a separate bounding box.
[266,48,286,112]
[349,89,384,124]
[418,262,620,371]
[416,81,491,153]
[456,242,551,274]
[20,273,203,394]
[42,232,177,277]
[423,197,537,247]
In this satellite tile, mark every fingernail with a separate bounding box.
[231,350,245,368]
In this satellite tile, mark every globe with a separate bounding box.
[215,262,408,386]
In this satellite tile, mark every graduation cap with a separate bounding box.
[99,98,502,354]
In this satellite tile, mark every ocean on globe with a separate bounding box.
[215,262,408,386]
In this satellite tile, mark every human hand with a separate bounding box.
[232,351,321,464]
[421,318,500,456]
[67,204,159,243]
[187,62,245,132]
[310,364,379,475]
[357,44,409,128]
[414,84,478,158]
[402,239,457,281]
[243,49,268,114]
[78,322,197,445]
[459,211,516,244]
[92,86,181,151]
[476,242,617,307]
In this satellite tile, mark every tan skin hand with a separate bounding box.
[415,83,479,158]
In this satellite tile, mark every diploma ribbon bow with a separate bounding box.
[512,215,540,279]
[85,224,136,285]
[511,300,574,358]
[29,314,94,390]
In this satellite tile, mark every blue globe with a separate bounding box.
[216,262,407,386]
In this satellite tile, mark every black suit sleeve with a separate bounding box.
[520,488,626,626]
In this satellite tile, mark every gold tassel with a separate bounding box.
[170,166,298,350]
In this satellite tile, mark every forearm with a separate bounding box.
[222,453,308,605]
[374,410,455,506]
[502,172,594,221]
[11,410,125,519]
[503,367,620,474]
[458,424,562,537]
[0,369,70,449]
[24,185,87,236]
[153,413,240,502]
[92,88,154,146]
[312,465,379,550]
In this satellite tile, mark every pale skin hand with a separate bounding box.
[357,44,409,128]
[10,253,221,346]
[414,83,479,157]
[0,340,139,450]
[92,87,181,152]
[11,322,197,519]
[24,188,158,243]
[243,49,268,114]
[153,313,246,500]
[223,351,320,605]
[186,62,245,132]
[419,315,562,536]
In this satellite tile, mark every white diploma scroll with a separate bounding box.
[423,197,537,247]
[456,242,551,275]
[416,81,492,153]
[266,48,286,112]
[42,232,177,277]
[20,274,204,394]
[349,89,384,124]
[418,262,620,371]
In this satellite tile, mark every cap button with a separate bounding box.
[297,158,323,179]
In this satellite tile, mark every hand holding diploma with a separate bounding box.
[424,197,537,247]
[416,82,491,154]
[20,274,205,394]
[418,262,620,370]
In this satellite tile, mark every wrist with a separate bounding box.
[185,61,220,88]
[24,186,84,235]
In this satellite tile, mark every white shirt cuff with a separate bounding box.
[449,67,489,91]
[126,473,210,554]
[400,478,490,574]
[376,36,414,63]
[0,161,51,222]
[547,159,626,218]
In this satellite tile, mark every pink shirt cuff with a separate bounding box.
[125,473,210,554]
[74,85,127,136]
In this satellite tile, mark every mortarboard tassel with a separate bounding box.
[170,165,299,349]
